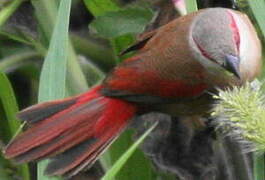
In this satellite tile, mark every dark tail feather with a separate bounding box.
[3,85,137,176]
[17,98,77,124]
[45,131,118,177]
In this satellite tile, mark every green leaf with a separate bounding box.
[246,1,265,179]
[70,33,115,71]
[37,0,72,179]
[102,122,158,180]
[111,34,135,63]
[186,0,197,13]
[247,0,265,43]
[0,71,30,180]
[83,0,120,17]
[90,7,154,38]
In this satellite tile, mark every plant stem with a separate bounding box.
[0,0,25,28]
[254,152,265,180]
[185,0,197,13]
[0,51,40,72]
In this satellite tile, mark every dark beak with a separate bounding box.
[223,55,241,79]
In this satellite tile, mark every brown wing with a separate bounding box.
[120,30,157,55]
[103,12,209,102]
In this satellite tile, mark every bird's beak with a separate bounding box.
[223,55,241,79]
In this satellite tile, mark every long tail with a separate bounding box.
[3,85,137,177]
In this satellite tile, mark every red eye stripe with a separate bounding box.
[227,11,240,52]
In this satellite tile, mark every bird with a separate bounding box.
[2,7,261,178]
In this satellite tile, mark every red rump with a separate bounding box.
[3,85,137,176]
[94,97,136,137]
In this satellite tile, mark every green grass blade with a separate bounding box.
[0,72,21,134]
[102,122,158,180]
[104,130,156,180]
[0,31,33,45]
[247,0,265,38]
[37,0,72,179]
[0,51,40,72]
[38,0,71,102]
[32,0,88,93]
[246,1,265,179]
[31,0,59,45]
[0,71,30,180]
[0,156,12,180]
[66,43,89,94]
[0,0,24,27]
[186,0,197,13]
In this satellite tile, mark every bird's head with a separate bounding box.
[189,8,261,81]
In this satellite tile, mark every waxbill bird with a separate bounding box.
[2,8,261,177]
